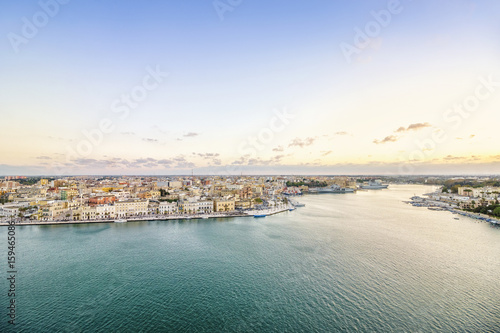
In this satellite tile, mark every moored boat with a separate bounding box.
[289,199,305,207]
[309,185,355,193]
[360,180,389,189]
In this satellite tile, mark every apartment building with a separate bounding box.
[115,200,149,217]
[179,200,213,214]
[159,201,179,215]
[213,199,235,212]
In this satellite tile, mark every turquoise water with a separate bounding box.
[1,185,499,332]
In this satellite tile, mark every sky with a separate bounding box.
[1,0,500,175]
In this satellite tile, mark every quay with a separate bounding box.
[406,195,500,225]
[0,206,294,227]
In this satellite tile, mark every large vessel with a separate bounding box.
[309,185,355,194]
[360,180,389,189]
[114,219,127,223]
[289,199,305,207]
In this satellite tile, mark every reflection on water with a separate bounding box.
[1,185,499,332]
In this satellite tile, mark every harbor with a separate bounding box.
[0,205,298,226]
[406,193,500,225]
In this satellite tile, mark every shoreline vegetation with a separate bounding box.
[406,190,500,225]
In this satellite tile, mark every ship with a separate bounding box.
[359,180,389,190]
[114,219,127,223]
[309,184,355,194]
[289,199,305,207]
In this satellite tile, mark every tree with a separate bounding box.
[493,207,500,217]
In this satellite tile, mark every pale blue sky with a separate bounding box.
[1,0,499,175]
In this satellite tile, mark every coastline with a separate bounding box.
[0,206,293,227]
[406,192,500,225]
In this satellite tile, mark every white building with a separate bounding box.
[458,186,500,198]
[80,206,97,220]
[0,205,19,217]
[96,204,116,219]
[159,201,179,215]
[112,191,131,200]
[115,200,149,217]
[179,200,213,214]
[168,181,182,189]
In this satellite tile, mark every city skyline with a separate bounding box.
[1,0,500,175]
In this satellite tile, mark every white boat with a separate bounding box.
[289,199,305,207]
[247,209,269,217]
[114,219,127,223]
[309,185,355,193]
[360,180,389,189]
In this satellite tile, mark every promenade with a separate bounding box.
[0,206,293,226]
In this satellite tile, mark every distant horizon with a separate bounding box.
[2,173,500,178]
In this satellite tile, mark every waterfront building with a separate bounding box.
[235,199,254,210]
[159,201,179,215]
[0,205,20,217]
[39,201,69,220]
[179,199,213,214]
[213,199,235,212]
[79,206,97,220]
[96,204,116,219]
[458,186,500,198]
[115,200,149,218]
